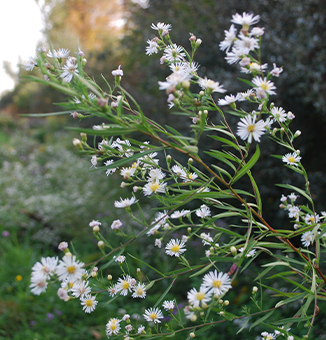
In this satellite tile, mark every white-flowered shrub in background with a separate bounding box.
[25,12,326,339]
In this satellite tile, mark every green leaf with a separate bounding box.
[230,144,260,185]
[189,263,214,278]
[127,253,166,278]
[249,310,274,330]
[154,279,176,308]
[247,171,262,214]
[20,110,74,117]
[274,292,307,308]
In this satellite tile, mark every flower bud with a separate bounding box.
[65,252,72,257]
[190,314,197,322]
[107,274,112,281]
[80,133,87,142]
[219,311,224,315]
[190,332,196,338]
[188,158,193,164]
[294,130,301,138]
[93,225,100,233]
[182,80,190,89]
[195,39,202,47]
[98,240,104,249]
[200,311,204,317]
[252,286,258,294]
[230,246,237,256]
[72,138,83,150]
[224,300,229,306]
[202,302,208,309]
[187,227,192,233]
[97,97,107,107]
[120,182,126,188]
[219,299,223,304]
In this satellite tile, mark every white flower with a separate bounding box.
[71,279,91,298]
[170,209,190,219]
[80,294,98,313]
[237,114,266,143]
[112,65,123,77]
[225,47,244,64]
[23,56,37,71]
[282,152,301,166]
[202,270,232,296]
[252,76,276,95]
[163,44,186,62]
[219,24,237,52]
[60,59,79,82]
[138,325,145,334]
[280,194,287,202]
[165,238,187,257]
[301,231,314,247]
[146,39,159,55]
[89,220,101,228]
[218,94,240,106]
[56,255,85,282]
[261,331,276,340]
[30,276,48,295]
[143,180,167,196]
[195,204,211,218]
[241,62,268,74]
[104,160,117,175]
[155,238,162,248]
[234,33,259,55]
[288,193,298,201]
[200,232,213,246]
[271,106,287,122]
[57,287,69,301]
[90,155,97,168]
[143,307,164,324]
[187,286,212,307]
[288,206,300,220]
[116,275,134,296]
[150,22,172,32]
[114,255,126,263]
[198,77,226,93]
[132,283,147,298]
[147,168,166,182]
[238,247,256,257]
[108,285,118,297]
[111,219,123,230]
[114,197,138,208]
[106,318,121,336]
[231,12,260,27]
[305,213,320,225]
[31,256,58,280]
[271,63,283,77]
[162,300,175,311]
[250,27,265,36]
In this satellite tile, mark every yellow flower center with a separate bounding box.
[137,288,144,295]
[212,279,222,288]
[247,124,255,133]
[15,275,23,281]
[131,162,138,168]
[195,292,205,301]
[171,244,180,253]
[188,173,193,180]
[150,312,157,320]
[149,182,160,192]
[111,324,117,330]
[288,156,295,163]
[309,217,315,223]
[121,280,129,290]
[67,265,76,274]
[42,266,50,274]
[86,299,93,307]
[260,82,270,91]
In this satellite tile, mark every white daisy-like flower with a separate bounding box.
[287,206,300,220]
[225,47,244,64]
[150,22,172,32]
[280,194,287,202]
[163,44,186,62]
[198,77,226,93]
[56,255,85,282]
[104,160,117,176]
[57,48,70,58]
[218,94,240,106]
[237,114,266,143]
[30,276,48,295]
[158,71,191,92]
[187,286,212,307]
[182,172,198,182]
[114,255,126,263]
[132,283,147,298]
[231,12,260,27]
[252,76,276,95]
[114,197,138,208]
[143,180,167,196]
[301,231,314,247]
[241,62,268,74]
[304,213,320,225]
[282,152,301,166]
[234,33,259,55]
[106,318,121,337]
[138,325,145,334]
[288,193,298,201]
[23,56,37,71]
[80,294,98,313]
[170,209,191,219]
[89,220,101,228]
[155,238,162,248]
[31,256,58,280]
[271,63,283,77]
[146,39,159,56]
[108,285,118,297]
[71,279,91,298]
[219,24,237,52]
[116,275,135,296]
[200,232,213,246]
[57,287,69,301]
[111,219,123,230]
[201,270,232,296]
[238,247,256,257]
[171,164,186,177]
[237,89,254,101]
[60,59,79,82]
[271,107,287,122]
[250,27,265,36]
[143,307,164,324]
[112,65,123,77]
[196,205,211,218]
[261,331,276,340]
[162,300,175,311]
[120,166,136,179]
[147,168,166,182]
[165,238,187,257]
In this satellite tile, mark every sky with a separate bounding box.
[0,0,44,97]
